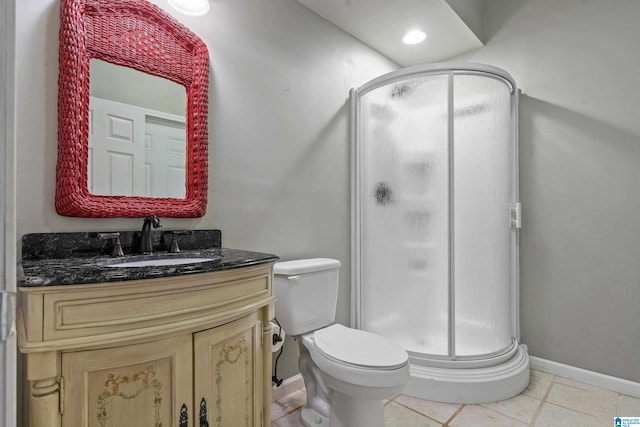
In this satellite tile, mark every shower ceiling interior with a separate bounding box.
[295,0,484,66]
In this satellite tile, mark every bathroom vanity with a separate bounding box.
[17,231,278,427]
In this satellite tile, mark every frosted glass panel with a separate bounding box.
[356,68,517,361]
[360,75,450,356]
[453,75,513,356]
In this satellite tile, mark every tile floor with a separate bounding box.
[271,369,640,426]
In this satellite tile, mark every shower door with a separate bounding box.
[352,65,518,362]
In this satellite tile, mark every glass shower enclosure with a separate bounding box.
[351,63,529,403]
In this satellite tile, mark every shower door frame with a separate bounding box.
[351,62,521,368]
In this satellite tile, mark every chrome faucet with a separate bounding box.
[140,214,162,254]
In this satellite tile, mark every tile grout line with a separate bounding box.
[391,399,450,425]
[442,404,465,426]
[540,401,614,424]
[532,375,624,425]
[528,373,556,426]
[476,402,541,426]
[271,391,307,422]
[546,377,619,421]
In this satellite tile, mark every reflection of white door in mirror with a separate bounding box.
[88,59,187,198]
[145,117,186,198]
[89,97,186,198]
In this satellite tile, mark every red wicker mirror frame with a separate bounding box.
[56,0,209,217]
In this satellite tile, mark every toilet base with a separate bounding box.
[330,392,385,427]
[296,336,406,427]
[300,407,329,427]
[299,393,385,427]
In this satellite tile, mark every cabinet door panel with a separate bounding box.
[61,335,192,427]
[194,314,263,427]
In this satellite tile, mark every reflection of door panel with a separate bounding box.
[90,97,145,196]
[145,117,186,198]
[89,97,185,197]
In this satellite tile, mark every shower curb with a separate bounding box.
[403,344,530,404]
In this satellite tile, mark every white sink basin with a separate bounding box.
[102,254,221,268]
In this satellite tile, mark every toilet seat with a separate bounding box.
[314,324,407,370]
[300,325,410,389]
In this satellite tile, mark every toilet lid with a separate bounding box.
[273,258,341,275]
[313,324,408,369]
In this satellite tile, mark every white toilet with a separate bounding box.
[273,258,409,427]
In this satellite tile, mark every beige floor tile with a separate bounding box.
[480,393,542,424]
[394,394,461,423]
[384,401,442,427]
[271,409,306,427]
[546,381,618,418]
[271,389,307,421]
[448,405,527,427]
[271,379,634,426]
[534,402,609,427]
[618,394,640,416]
[523,369,554,399]
[553,375,620,394]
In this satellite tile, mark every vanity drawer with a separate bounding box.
[19,264,273,346]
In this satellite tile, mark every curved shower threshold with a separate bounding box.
[403,344,530,404]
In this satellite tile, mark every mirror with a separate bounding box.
[89,59,187,198]
[57,0,210,218]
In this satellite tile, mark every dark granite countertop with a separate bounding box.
[18,248,279,287]
[18,230,279,287]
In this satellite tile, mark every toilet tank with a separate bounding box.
[273,258,341,336]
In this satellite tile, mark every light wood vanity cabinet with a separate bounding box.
[61,334,193,427]
[18,263,275,427]
[194,314,265,426]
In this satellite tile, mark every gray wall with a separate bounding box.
[15,0,397,379]
[90,60,186,116]
[455,0,640,382]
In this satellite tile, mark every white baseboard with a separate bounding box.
[271,374,305,402]
[530,356,640,398]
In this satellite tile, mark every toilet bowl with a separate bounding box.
[273,259,410,427]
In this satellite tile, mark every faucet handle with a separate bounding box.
[168,230,193,253]
[97,233,124,258]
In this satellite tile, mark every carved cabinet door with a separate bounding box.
[194,313,264,427]
[61,335,193,427]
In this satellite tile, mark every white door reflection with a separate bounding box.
[88,97,186,198]
[145,116,186,198]
[88,59,187,198]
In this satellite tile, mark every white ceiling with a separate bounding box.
[296,0,484,67]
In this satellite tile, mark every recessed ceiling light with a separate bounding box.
[167,0,210,16]
[402,30,427,45]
